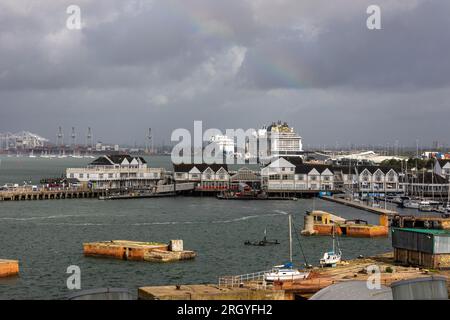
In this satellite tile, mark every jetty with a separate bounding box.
[0,187,106,201]
[83,240,196,262]
[321,196,397,216]
[0,259,19,278]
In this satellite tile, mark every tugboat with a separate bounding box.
[264,215,309,282]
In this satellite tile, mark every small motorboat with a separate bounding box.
[245,228,280,246]
[419,204,433,212]
[320,251,342,267]
[402,200,420,209]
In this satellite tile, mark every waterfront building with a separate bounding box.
[173,163,230,191]
[66,155,165,190]
[331,150,405,165]
[230,167,260,190]
[260,157,335,191]
[434,159,450,180]
[256,121,303,162]
[355,166,402,194]
[331,165,402,194]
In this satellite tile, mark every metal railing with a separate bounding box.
[218,270,270,289]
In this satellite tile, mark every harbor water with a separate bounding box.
[0,156,411,299]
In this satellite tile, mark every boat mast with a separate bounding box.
[332,224,336,252]
[431,163,435,200]
[288,214,293,264]
[405,160,408,197]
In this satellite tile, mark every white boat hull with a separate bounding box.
[264,269,309,282]
[320,252,341,267]
[403,201,419,209]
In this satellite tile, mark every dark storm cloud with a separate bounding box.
[0,0,449,146]
[239,0,450,90]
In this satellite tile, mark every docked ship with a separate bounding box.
[254,121,304,164]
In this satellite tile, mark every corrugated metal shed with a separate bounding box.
[434,236,450,254]
[392,228,450,254]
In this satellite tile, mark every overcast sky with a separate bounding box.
[0,0,449,148]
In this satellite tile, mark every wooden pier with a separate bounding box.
[321,196,397,216]
[0,188,106,201]
[0,183,196,202]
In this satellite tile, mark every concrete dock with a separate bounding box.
[138,284,285,300]
[0,259,19,278]
[83,240,196,262]
[138,253,449,300]
[321,196,398,216]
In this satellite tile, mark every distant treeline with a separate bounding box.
[380,158,436,170]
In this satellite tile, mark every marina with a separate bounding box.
[0,156,449,299]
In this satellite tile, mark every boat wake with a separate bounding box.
[273,210,289,215]
[0,214,91,221]
[211,211,288,224]
[129,211,288,226]
[15,210,289,226]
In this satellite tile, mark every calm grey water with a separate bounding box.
[0,156,405,299]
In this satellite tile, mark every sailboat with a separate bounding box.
[320,224,342,267]
[264,215,310,282]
